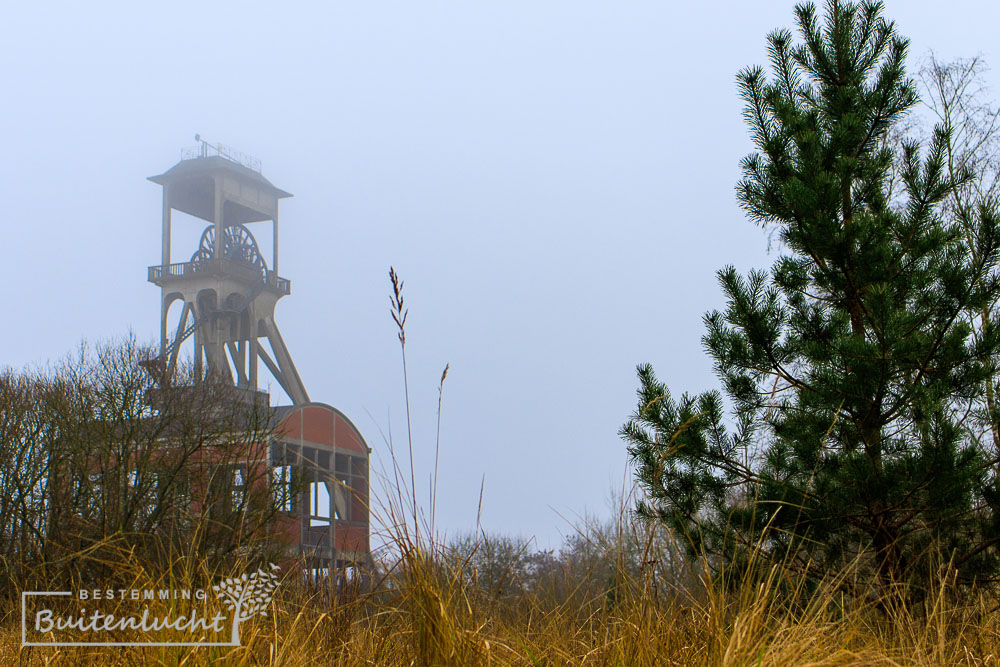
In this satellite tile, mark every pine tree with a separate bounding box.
[622,0,1000,592]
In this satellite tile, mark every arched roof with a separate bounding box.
[272,402,369,454]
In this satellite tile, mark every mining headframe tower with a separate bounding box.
[146,136,370,571]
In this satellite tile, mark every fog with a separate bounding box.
[2,0,998,549]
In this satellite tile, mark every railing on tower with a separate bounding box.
[148,260,291,295]
[180,134,262,173]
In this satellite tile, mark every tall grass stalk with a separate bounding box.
[389,266,418,541]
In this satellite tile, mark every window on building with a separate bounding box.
[126,469,159,518]
[332,476,350,520]
[272,465,293,512]
[232,466,245,509]
[207,464,245,518]
[310,480,331,527]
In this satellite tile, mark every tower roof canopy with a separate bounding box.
[149,156,292,224]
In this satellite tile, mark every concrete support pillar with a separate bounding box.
[237,340,246,385]
[213,177,223,259]
[160,296,168,358]
[249,308,259,389]
[193,332,203,381]
[272,213,279,275]
[193,297,203,381]
[161,185,171,267]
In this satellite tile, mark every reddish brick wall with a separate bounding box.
[335,524,369,553]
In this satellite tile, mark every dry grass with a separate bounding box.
[6,544,1000,666]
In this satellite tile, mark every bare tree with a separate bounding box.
[919,55,1000,457]
[0,336,292,593]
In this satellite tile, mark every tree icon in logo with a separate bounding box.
[213,563,280,645]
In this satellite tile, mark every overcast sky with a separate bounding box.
[3,1,999,550]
